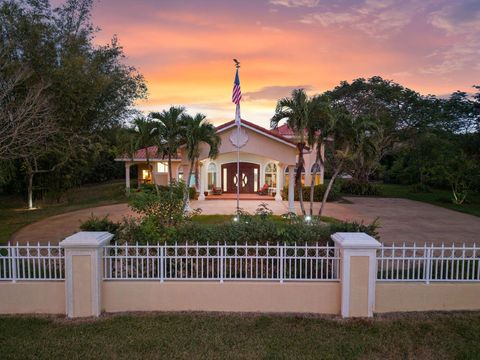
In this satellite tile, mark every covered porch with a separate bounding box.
[180,121,300,212]
[206,193,275,201]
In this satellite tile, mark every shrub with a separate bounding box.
[79,214,120,235]
[255,202,273,219]
[330,217,380,239]
[139,183,197,199]
[129,182,186,227]
[115,215,380,245]
[339,180,381,196]
[281,184,340,202]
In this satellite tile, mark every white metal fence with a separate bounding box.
[0,243,64,281]
[377,243,480,283]
[103,243,340,282]
[2,241,479,284]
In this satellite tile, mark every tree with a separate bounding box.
[0,61,57,161]
[305,95,333,216]
[21,133,88,209]
[325,77,411,182]
[150,106,186,183]
[129,118,160,194]
[319,112,376,217]
[0,0,146,206]
[271,89,317,216]
[181,113,220,207]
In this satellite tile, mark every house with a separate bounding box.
[115,119,324,212]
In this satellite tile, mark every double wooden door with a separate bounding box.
[221,162,259,193]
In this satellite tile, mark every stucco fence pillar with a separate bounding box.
[332,232,381,317]
[60,232,113,318]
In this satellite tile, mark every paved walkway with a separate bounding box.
[9,198,480,245]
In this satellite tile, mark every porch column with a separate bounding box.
[125,163,131,194]
[320,143,325,185]
[287,165,295,213]
[183,164,192,211]
[198,163,205,201]
[275,164,282,201]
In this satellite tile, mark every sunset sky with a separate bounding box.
[87,0,479,127]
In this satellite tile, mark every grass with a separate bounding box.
[378,184,480,217]
[1,312,479,359]
[0,180,127,243]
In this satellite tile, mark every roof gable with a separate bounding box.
[216,119,296,147]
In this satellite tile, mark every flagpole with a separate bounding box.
[236,103,240,213]
[232,59,241,216]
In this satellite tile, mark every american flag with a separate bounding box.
[232,69,242,105]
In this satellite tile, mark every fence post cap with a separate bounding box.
[60,231,113,248]
[331,232,381,249]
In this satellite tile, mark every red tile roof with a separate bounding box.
[117,119,299,162]
[117,146,181,161]
[271,123,295,137]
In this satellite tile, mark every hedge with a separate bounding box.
[281,184,340,202]
[338,180,381,196]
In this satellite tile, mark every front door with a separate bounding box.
[222,162,260,193]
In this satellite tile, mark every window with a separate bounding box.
[157,162,169,173]
[207,163,217,190]
[311,163,322,185]
[189,174,195,187]
[285,166,305,186]
[142,169,151,181]
[264,162,277,188]
[223,168,227,191]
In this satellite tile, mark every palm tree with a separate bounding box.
[271,89,316,215]
[181,113,221,207]
[318,111,377,217]
[130,117,159,194]
[305,95,334,216]
[150,106,186,183]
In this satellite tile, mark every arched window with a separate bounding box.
[207,163,217,190]
[264,162,277,188]
[285,165,306,186]
[311,163,322,185]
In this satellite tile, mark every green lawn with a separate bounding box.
[0,181,127,243]
[378,184,480,217]
[1,312,479,359]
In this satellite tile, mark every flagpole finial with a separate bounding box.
[233,58,240,69]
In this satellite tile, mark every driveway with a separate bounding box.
[9,198,480,245]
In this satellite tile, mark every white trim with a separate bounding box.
[216,122,296,148]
